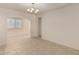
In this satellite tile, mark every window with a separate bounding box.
[7,17,22,29]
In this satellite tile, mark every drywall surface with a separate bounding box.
[0,7,38,46]
[0,16,6,46]
[41,4,79,50]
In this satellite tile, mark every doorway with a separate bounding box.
[38,17,42,38]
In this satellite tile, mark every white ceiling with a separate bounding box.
[0,3,70,14]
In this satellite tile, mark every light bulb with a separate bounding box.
[27,8,30,12]
[35,9,39,13]
[30,8,34,12]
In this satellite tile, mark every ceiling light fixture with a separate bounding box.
[26,3,39,14]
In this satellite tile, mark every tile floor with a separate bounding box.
[0,38,79,55]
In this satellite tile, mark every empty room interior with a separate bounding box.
[0,3,79,55]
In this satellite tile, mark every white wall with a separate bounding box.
[31,15,39,37]
[0,16,6,46]
[41,4,79,50]
[0,7,38,46]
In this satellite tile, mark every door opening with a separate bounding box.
[38,17,42,38]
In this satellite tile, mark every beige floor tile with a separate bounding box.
[3,38,79,55]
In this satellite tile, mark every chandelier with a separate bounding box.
[26,3,39,14]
